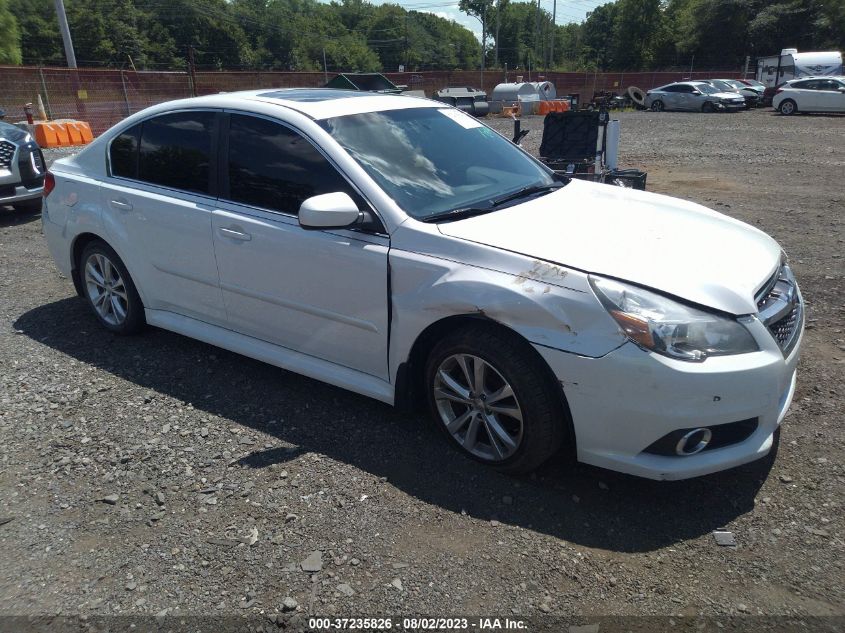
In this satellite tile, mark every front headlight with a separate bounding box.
[590,276,759,362]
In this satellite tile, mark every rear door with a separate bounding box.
[211,112,390,379]
[100,110,226,325]
[814,79,845,111]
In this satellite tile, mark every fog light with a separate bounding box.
[675,428,712,456]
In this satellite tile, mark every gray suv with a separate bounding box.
[645,81,746,113]
[0,114,46,212]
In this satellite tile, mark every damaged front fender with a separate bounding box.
[388,247,627,383]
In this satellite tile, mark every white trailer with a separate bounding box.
[756,49,843,88]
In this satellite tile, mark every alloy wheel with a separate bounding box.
[84,253,129,326]
[432,353,523,462]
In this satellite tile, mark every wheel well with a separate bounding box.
[395,314,576,456]
[70,233,105,297]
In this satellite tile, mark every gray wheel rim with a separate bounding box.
[651,101,663,111]
[84,253,128,326]
[781,101,794,114]
[433,353,523,462]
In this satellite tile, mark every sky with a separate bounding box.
[332,0,609,41]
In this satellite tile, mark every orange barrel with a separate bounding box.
[64,121,94,144]
[33,122,71,148]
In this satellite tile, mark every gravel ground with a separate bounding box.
[0,108,843,631]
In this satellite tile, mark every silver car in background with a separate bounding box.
[645,81,746,113]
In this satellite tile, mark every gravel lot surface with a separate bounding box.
[0,108,843,631]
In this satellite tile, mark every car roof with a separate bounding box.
[163,88,439,120]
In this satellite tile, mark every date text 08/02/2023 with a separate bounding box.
[308,617,530,630]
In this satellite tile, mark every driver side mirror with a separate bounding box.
[691,90,701,95]
[299,192,361,230]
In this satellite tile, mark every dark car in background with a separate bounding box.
[0,112,46,213]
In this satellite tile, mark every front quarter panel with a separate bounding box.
[388,230,627,382]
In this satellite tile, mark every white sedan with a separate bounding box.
[41,90,803,480]
[773,76,845,114]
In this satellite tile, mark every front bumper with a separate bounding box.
[536,317,803,480]
[0,181,43,205]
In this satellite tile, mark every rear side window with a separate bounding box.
[110,124,140,178]
[138,111,215,195]
[225,114,356,214]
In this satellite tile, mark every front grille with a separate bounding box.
[756,263,802,356]
[770,303,800,347]
[0,140,15,169]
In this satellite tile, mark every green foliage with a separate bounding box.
[5,0,842,71]
[0,0,22,65]
[6,0,480,71]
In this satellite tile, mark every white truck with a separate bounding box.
[756,49,843,88]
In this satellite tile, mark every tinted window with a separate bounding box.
[817,79,842,90]
[226,114,355,214]
[139,111,215,195]
[110,124,140,178]
[662,85,682,92]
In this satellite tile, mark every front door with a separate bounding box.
[211,113,390,379]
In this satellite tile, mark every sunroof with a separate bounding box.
[257,89,373,102]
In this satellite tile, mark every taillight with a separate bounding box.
[774,88,784,95]
[44,171,55,197]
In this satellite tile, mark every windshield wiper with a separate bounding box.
[490,182,565,208]
[421,206,494,223]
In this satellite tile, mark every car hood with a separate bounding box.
[0,121,30,143]
[712,91,744,100]
[436,179,781,315]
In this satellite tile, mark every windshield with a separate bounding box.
[709,80,734,91]
[745,80,765,88]
[724,80,745,89]
[319,107,557,220]
[695,83,720,94]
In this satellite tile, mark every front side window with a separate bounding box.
[226,114,355,214]
[110,124,140,178]
[320,107,556,220]
[138,111,215,195]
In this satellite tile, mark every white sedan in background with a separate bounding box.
[773,76,845,114]
[42,90,803,480]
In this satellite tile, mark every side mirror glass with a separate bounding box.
[691,90,701,95]
[299,192,361,230]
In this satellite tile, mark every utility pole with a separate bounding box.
[322,48,328,83]
[53,0,77,68]
[549,0,556,70]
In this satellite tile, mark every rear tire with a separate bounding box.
[650,100,664,112]
[79,240,145,334]
[424,323,567,474]
[778,99,797,115]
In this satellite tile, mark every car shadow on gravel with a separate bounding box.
[16,297,775,553]
[0,206,41,227]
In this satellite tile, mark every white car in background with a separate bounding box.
[773,76,845,114]
[42,90,803,480]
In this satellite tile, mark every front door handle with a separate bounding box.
[218,226,252,241]
[109,198,133,211]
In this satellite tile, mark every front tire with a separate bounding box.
[778,99,797,115]
[650,100,664,112]
[424,324,566,473]
[80,240,145,334]
[702,101,715,113]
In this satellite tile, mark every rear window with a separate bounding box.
[109,124,140,179]
[138,111,216,195]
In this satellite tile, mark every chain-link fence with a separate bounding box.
[0,66,742,136]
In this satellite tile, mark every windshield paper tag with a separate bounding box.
[438,108,483,129]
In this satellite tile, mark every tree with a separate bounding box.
[0,0,21,64]
[459,0,495,69]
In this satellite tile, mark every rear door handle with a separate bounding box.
[109,198,133,211]
[218,226,252,241]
